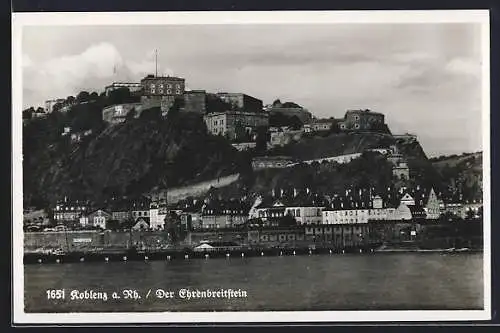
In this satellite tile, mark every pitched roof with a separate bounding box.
[202,199,251,216]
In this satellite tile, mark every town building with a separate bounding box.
[203,111,269,141]
[200,199,250,229]
[254,191,327,225]
[32,109,48,118]
[80,209,112,229]
[132,218,150,230]
[391,202,427,221]
[108,198,132,223]
[141,75,186,97]
[251,156,296,170]
[215,93,263,113]
[102,103,142,124]
[149,193,168,230]
[104,82,142,96]
[321,187,440,225]
[322,194,377,225]
[53,198,90,225]
[338,109,385,131]
[304,224,370,247]
[182,90,207,114]
[61,127,71,136]
[140,75,186,116]
[392,159,410,181]
[440,200,483,219]
[45,98,66,113]
[169,198,203,231]
[401,187,441,220]
[130,196,151,223]
[304,119,335,133]
[269,129,304,147]
[264,101,312,124]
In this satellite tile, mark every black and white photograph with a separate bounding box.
[12,10,490,323]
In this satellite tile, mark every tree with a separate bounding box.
[125,108,137,121]
[53,102,64,112]
[206,94,232,114]
[66,96,76,105]
[106,219,120,231]
[107,88,132,106]
[76,91,90,103]
[289,115,303,130]
[255,126,268,152]
[139,107,161,121]
[90,92,99,101]
[272,99,282,106]
[164,211,181,244]
[22,107,34,120]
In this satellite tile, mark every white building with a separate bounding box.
[45,98,66,113]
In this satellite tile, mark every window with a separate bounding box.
[355,124,360,129]
[159,84,164,89]
[296,209,300,217]
[354,115,360,120]
[176,84,180,89]
[159,88,164,94]
[167,89,172,94]
[167,84,172,89]
[176,89,181,94]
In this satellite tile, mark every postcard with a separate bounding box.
[12,10,491,324]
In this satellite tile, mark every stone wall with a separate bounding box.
[165,173,240,204]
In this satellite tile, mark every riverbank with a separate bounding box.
[23,245,482,264]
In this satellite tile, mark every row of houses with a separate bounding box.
[38,183,482,232]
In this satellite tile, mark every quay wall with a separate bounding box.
[24,231,171,251]
[24,231,105,251]
[24,219,483,253]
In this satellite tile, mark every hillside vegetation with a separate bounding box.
[23,89,482,209]
[23,102,245,208]
[430,152,483,202]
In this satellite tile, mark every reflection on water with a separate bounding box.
[24,253,483,312]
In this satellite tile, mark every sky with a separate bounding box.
[21,23,484,157]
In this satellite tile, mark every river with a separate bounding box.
[24,252,483,312]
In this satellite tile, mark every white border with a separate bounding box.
[12,10,491,324]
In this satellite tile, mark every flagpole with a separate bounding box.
[155,49,158,77]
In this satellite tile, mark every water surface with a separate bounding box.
[24,252,483,312]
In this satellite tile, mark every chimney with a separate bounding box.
[294,188,298,198]
[306,188,310,195]
[272,189,276,198]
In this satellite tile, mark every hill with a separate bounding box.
[23,105,246,208]
[430,152,483,202]
[267,132,427,161]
